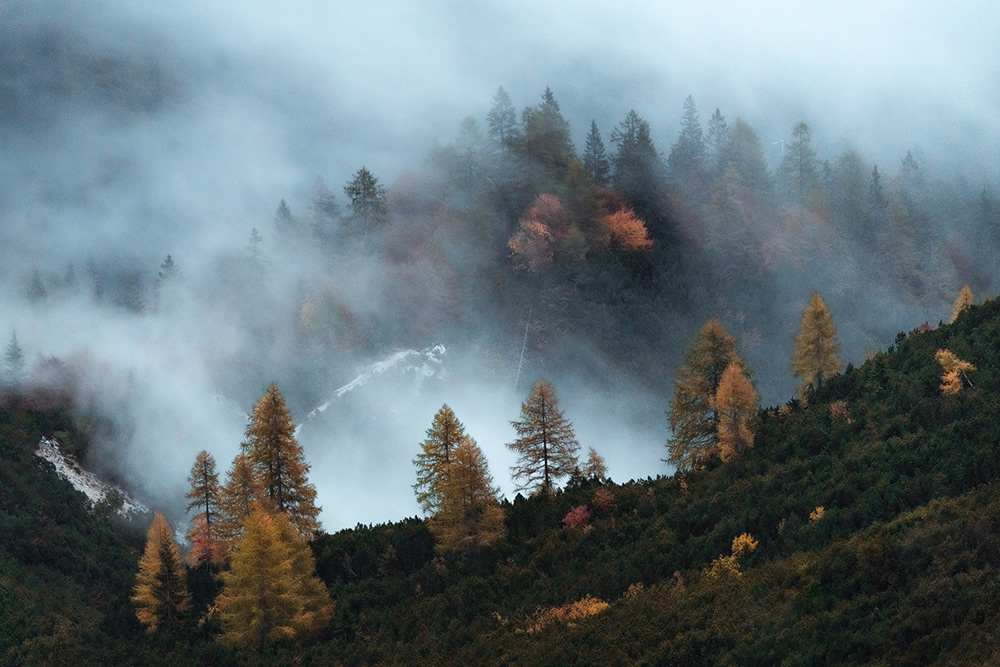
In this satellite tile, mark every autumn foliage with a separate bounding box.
[600,207,652,250]
[527,595,609,633]
[132,512,190,633]
[935,348,975,395]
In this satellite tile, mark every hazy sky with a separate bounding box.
[3,1,1000,530]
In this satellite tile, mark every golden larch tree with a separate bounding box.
[431,437,506,554]
[185,450,224,565]
[245,384,321,538]
[215,506,332,651]
[713,362,759,462]
[935,348,976,395]
[413,404,467,515]
[508,379,580,494]
[582,446,608,481]
[791,292,841,397]
[217,453,262,545]
[667,319,747,470]
[950,284,974,323]
[507,194,569,272]
[601,207,653,250]
[132,511,190,633]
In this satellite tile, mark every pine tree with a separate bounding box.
[507,379,580,494]
[4,331,26,389]
[217,453,262,544]
[132,511,190,633]
[791,292,841,397]
[431,437,506,554]
[582,120,610,186]
[714,362,758,463]
[950,284,974,323]
[413,404,468,516]
[216,507,332,651]
[486,86,518,155]
[185,451,224,565]
[244,384,321,538]
[667,319,746,471]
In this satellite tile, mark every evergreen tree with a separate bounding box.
[791,292,842,396]
[950,284,974,323]
[413,404,468,516]
[778,122,819,203]
[513,86,576,178]
[431,437,506,554]
[706,107,729,171]
[132,511,190,633]
[611,109,672,241]
[246,227,266,269]
[582,120,610,186]
[216,507,332,651]
[667,319,746,471]
[185,451,224,565]
[507,379,580,494]
[714,362,758,463]
[4,331,26,389]
[343,167,388,241]
[157,254,178,283]
[718,118,771,193]
[244,384,321,538]
[666,95,706,190]
[217,453,262,544]
[866,165,888,241]
[309,177,341,248]
[486,86,518,155]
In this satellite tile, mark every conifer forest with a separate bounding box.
[3,3,1000,664]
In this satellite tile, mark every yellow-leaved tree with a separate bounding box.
[714,361,759,463]
[217,453,262,545]
[935,348,975,395]
[950,284,974,323]
[667,319,748,470]
[791,292,841,398]
[132,511,190,633]
[244,384,320,539]
[216,506,332,651]
[431,436,506,554]
[508,379,580,494]
[413,404,467,516]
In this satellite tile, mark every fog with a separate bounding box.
[2,2,999,531]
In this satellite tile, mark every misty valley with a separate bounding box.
[3,2,1000,664]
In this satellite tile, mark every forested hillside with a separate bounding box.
[4,295,1000,664]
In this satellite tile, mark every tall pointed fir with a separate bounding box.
[582,120,610,186]
[667,319,747,471]
[706,108,729,171]
[507,379,580,494]
[4,331,25,389]
[431,436,506,554]
[791,292,841,397]
[244,384,320,539]
[132,511,190,633]
[185,450,225,565]
[216,507,332,651]
[777,122,819,204]
[413,404,468,516]
[666,94,706,191]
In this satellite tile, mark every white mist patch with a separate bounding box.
[35,437,150,518]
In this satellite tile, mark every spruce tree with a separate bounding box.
[582,120,610,186]
[667,319,746,471]
[413,404,467,515]
[343,166,388,241]
[216,507,332,651]
[4,331,26,389]
[666,95,706,188]
[507,379,580,494]
[244,384,320,538]
[777,122,819,203]
[714,362,759,462]
[132,511,190,633]
[791,292,841,397]
[431,437,506,554]
[706,108,729,170]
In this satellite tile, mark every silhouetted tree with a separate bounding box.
[508,379,580,494]
[582,120,610,186]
